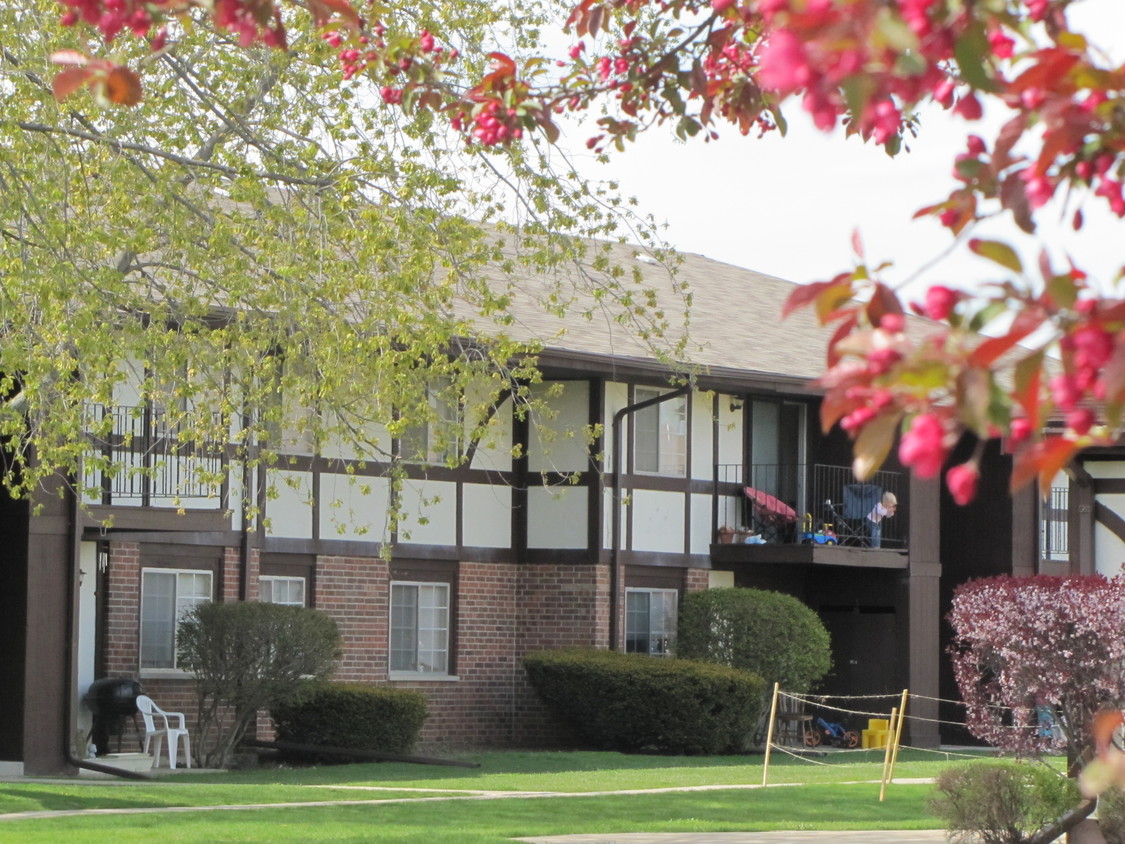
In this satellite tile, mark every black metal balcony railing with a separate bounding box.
[84,404,226,503]
[714,462,907,549]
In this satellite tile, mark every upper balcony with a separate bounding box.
[711,462,909,569]
[82,403,228,512]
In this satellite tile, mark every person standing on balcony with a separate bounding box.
[866,492,897,548]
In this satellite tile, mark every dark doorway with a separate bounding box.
[819,606,897,696]
[0,480,28,761]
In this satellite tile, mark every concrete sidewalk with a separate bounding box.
[517,833,947,843]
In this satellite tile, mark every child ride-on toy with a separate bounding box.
[804,717,860,748]
[800,513,837,545]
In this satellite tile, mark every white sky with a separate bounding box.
[565,1,1124,305]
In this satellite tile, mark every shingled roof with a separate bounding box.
[479,237,841,393]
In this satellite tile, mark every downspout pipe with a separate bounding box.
[609,383,692,651]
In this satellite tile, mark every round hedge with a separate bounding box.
[676,587,831,693]
[524,648,764,755]
[270,682,427,761]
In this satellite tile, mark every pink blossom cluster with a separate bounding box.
[1048,308,1125,438]
[58,0,153,41]
[59,0,286,49]
[749,0,962,143]
[930,47,1125,229]
[949,575,1125,763]
[328,25,455,85]
[456,100,524,146]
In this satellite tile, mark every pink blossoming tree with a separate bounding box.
[49,0,1125,504]
[949,575,1125,774]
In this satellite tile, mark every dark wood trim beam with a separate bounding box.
[1094,478,1125,495]
[710,543,908,569]
[81,506,230,533]
[90,530,242,546]
[1010,484,1037,577]
[1095,500,1125,544]
[1072,470,1096,575]
[533,348,817,396]
[524,548,600,566]
[265,538,512,563]
[618,550,712,568]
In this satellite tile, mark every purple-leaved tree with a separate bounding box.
[949,574,1125,775]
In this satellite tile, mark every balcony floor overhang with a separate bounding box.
[710,543,908,570]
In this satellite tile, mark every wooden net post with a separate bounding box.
[762,682,780,787]
[887,689,909,783]
[879,706,898,802]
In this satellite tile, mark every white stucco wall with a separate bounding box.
[602,381,630,474]
[318,473,392,541]
[690,492,715,554]
[1084,462,1125,576]
[463,482,512,548]
[690,391,715,481]
[529,382,591,474]
[630,489,686,553]
[397,478,457,546]
[716,396,744,468]
[263,469,315,538]
[528,485,588,549]
[76,541,98,757]
[468,394,514,473]
[318,418,389,461]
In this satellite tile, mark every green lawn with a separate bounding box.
[0,749,1016,843]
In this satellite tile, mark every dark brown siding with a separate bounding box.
[906,472,941,748]
[23,482,73,774]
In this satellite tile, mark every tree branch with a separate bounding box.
[14,122,337,188]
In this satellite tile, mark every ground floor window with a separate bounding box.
[260,575,306,606]
[140,569,213,669]
[390,581,450,674]
[625,588,677,656]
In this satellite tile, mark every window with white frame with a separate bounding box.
[140,569,213,669]
[390,581,451,674]
[400,382,461,466]
[633,387,687,477]
[260,575,306,607]
[625,588,678,656]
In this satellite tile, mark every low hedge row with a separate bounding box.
[524,648,764,755]
[270,682,427,761]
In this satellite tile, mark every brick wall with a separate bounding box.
[102,541,244,758]
[316,555,389,681]
[103,542,141,676]
[685,567,710,594]
[99,540,709,758]
[512,562,611,747]
[389,562,519,748]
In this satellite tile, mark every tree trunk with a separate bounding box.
[1025,798,1097,844]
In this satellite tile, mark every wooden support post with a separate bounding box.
[887,689,909,783]
[879,706,898,802]
[762,682,780,787]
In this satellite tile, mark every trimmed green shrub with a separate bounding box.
[271,682,428,761]
[677,587,831,693]
[930,762,1080,844]
[524,648,764,755]
[178,601,341,768]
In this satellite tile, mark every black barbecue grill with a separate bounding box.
[84,678,141,756]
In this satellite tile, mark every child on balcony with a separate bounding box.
[866,491,897,548]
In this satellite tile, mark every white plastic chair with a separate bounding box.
[136,694,192,769]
